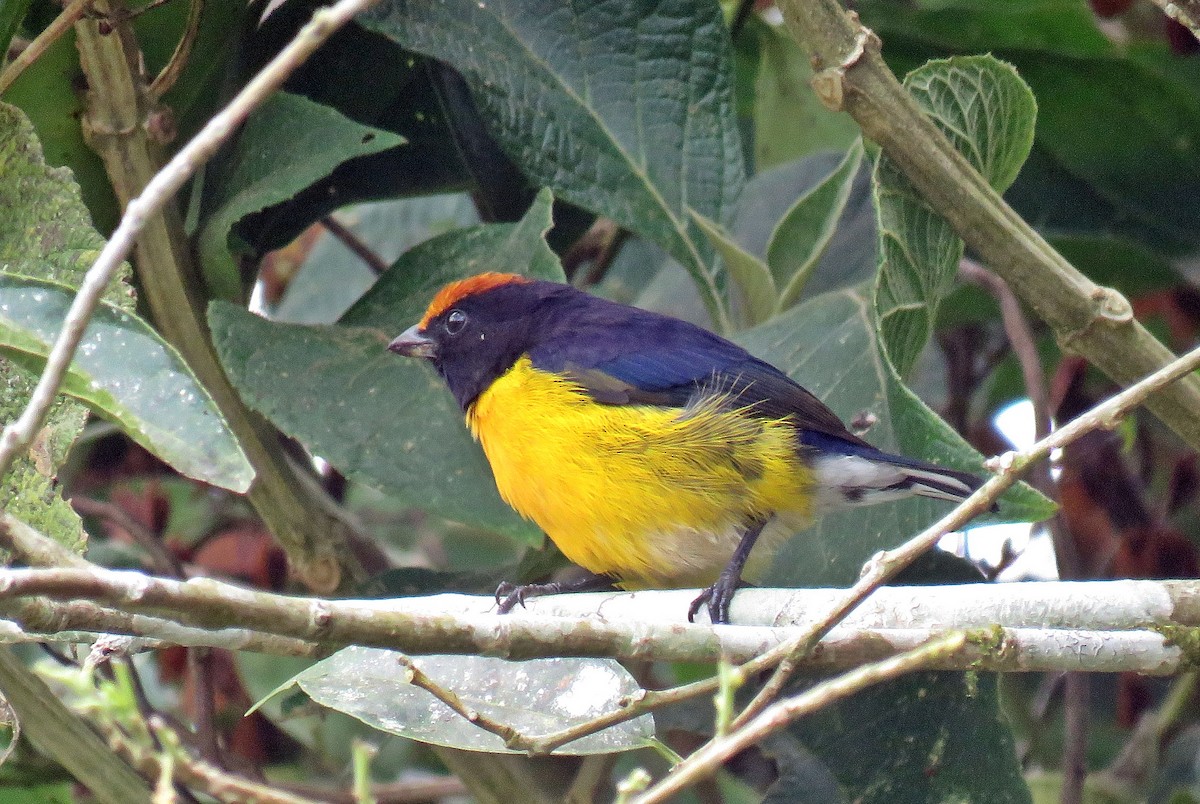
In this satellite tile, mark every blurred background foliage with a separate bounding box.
[1,0,1200,800]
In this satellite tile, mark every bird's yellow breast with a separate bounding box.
[466,357,815,586]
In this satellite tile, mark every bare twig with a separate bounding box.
[1150,0,1200,41]
[0,0,92,95]
[137,718,319,804]
[959,258,1050,441]
[321,215,391,275]
[69,496,184,577]
[631,632,974,804]
[1061,673,1089,804]
[395,654,524,748]
[732,339,1200,727]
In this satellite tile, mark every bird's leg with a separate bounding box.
[495,572,616,613]
[689,518,769,625]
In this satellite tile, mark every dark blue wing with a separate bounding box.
[525,288,869,446]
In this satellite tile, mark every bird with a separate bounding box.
[388,272,984,624]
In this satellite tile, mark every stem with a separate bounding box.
[777,0,1200,452]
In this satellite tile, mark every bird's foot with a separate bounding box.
[494,573,615,614]
[688,574,743,625]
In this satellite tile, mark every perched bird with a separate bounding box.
[389,272,983,624]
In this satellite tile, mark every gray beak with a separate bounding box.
[388,325,437,359]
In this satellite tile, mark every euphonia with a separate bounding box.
[389,272,982,624]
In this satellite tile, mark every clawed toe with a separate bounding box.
[494,582,526,613]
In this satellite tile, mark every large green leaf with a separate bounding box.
[768,139,865,309]
[0,102,252,494]
[233,10,479,251]
[0,276,253,492]
[778,672,1029,803]
[874,56,1037,376]
[197,92,405,300]
[283,647,653,755]
[212,190,563,543]
[359,0,746,330]
[861,1,1200,254]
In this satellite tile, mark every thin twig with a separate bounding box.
[0,0,92,95]
[187,648,222,766]
[1149,0,1200,41]
[731,339,1200,728]
[395,654,525,749]
[275,777,470,804]
[959,258,1050,441]
[631,632,973,804]
[69,496,184,577]
[1061,673,1089,804]
[0,0,382,490]
[321,215,390,275]
[148,0,203,100]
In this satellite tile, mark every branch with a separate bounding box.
[0,0,387,591]
[0,565,1195,672]
[631,632,974,803]
[777,0,1200,452]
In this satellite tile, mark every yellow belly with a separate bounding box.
[466,357,815,586]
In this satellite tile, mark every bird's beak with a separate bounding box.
[388,325,437,359]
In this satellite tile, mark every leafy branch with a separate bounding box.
[778,0,1200,451]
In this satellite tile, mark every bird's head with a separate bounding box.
[389,272,557,410]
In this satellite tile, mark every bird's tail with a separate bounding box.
[803,434,987,510]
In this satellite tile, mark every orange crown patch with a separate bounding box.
[419,272,531,328]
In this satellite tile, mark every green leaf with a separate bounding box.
[0,275,253,492]
[197,92,405,300]
[691,211,776,327]
[734,152,879,299]
[211,190,563,543]
[744,17,861,169]
[862,2,1200,254]
[874,56,1037,376]
[779,672,1030,803]
[739,285,1052,589]
[270,194,479,325]
[289,647,654,755]
[768,139,865,309]
[359,0,746,330]
[0,102,121,551]
[5,0,250,233]
[857,0,1114,60]
[0,0,31,61]
[1014,54,1200,249]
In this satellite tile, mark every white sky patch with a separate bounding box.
[554,664,621,719]
[939,398,1058,581]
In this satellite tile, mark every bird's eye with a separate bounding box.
[444,309,468,335]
